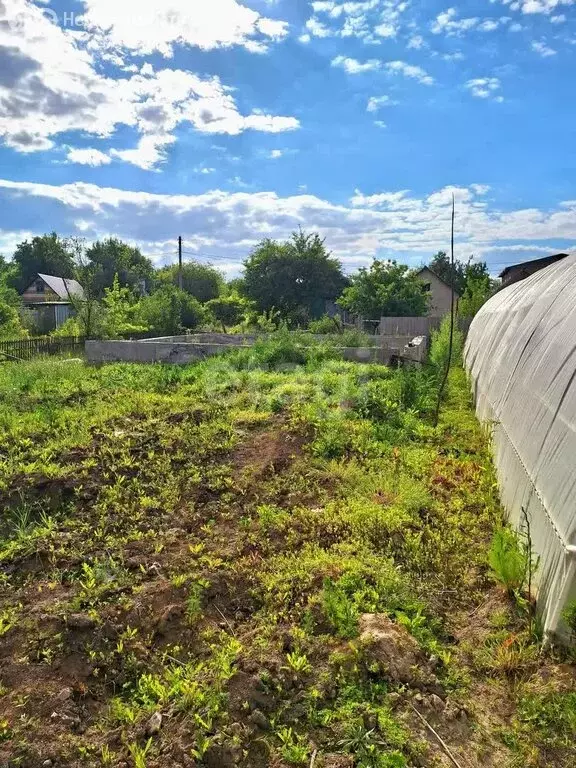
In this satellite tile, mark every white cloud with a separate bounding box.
[531,40,557,56]
[305,17,333,37]
[407,35,425,49]
[331,55,381,74]
[269,149,285,158]
[80,0,289,56]
[515,0,575,14]
[0,1,298,164]
[3,178,573,267]
[550,13,567,22]
[66,147,112,166]
[367,95,396,112]
[374,120,387,128]
[110,135,176,170]
[385,61,434,85]
[465,77,504,101]
[432,8,479,35]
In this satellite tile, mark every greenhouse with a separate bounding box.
[465,253,576,641]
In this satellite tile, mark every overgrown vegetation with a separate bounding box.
[0,336,573,767]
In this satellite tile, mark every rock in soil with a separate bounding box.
[67,613,97,630]
[203,744,238,768]
[146,711,163,736]
[359,613,431,686]
[249,709,271,731]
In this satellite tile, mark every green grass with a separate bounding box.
[0,342,573,767]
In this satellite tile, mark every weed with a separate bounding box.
[488,527,531,594]
[285,651,312,674]
[321,578,360,639]
[127,738,153,768]
[277,726,309,764]
[561,600,576,637]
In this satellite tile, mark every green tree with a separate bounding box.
[206,294,248,332]
[429,251,467,295]
[86,238,153,295]
[135,285,205,336]
[0,256,20,306]
[101,275,148,338]
[11,233,75,292]
[243,231,347,325]
[338,260,429,318]
[155,262,224,304]
[0,301,28,340]
[459,262,495,318]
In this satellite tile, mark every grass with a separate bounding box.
[0,342,574,767]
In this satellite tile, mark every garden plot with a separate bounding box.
[0,338,575,768]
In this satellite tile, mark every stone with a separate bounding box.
[249,709,271,731]
[425,694,445,713]
[146,711,163,736]
[203,744,238,768]
[156,604,184,634]
[359,613,427,685]
[42,761,53,767]
[67,613,96,630]
[55,687,73,702]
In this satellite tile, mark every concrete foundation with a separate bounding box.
[86,334,427,367]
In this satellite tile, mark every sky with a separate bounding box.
[0,0,575,277]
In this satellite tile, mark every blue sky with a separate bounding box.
[0,0,575,276]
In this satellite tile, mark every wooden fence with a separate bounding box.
[0,336,85,361]
[379,316,472,337]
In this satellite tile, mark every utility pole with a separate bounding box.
[178,236,183,291]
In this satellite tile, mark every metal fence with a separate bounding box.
[0,336,85,361]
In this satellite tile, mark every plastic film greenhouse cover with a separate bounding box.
[465,253,576,641]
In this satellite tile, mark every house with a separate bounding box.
[21,273,85,333]
[415,267,461,318]
[499,253,569,288]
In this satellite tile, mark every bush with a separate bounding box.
[309,315,342,334]
[135,286,205,336]
[429,315,463,376]
[0,301,28,339]
[488,527,530,594]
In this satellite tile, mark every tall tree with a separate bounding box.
[243,231,347,325]
[459,262,497,317]
[338,260,429,318]
[11,233,75,292]
[86,238,153,295]
[155,262,224,303]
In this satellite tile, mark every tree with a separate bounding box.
[243,231,347,325]
[155,262,224,304]
[0,301,28,340]
[135,285,205,336]
[101,275,148,338]
[429,251,467,295]
[338,260,429,318]
[66,237,105,339]
[206,294,248,332]
[11,233,75,292]
[459,262,496,318]
[86,238,153,295]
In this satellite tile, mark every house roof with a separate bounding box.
[499,253,569,279]
[416,266,462,297]
[36,273,85,300]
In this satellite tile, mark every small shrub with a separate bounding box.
[322,578,359,639]
[561,600,576,636]
[309,314,342,334]
[488,527,529,594]
[429,315,464,377]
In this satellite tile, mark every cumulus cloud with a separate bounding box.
[531,40,557,56]
[431,8,508,36]
[2,178,572,269]
[303,0,408,44]
[331,55,381,74]
[367,95,397,112]
[80,0,289,56]
[66,148,112,166]
[465,77,504,101]
[0,1,298,165]
[385,61,434,85]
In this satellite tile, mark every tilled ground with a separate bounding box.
[0,358,574,768]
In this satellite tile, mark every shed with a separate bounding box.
[465,252,576,641]
[21,273,85,333]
